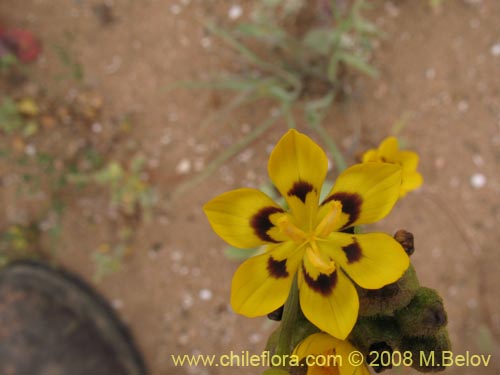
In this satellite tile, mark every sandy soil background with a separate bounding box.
[1,0,499,374]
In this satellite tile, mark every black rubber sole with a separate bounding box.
[0,260,148,375]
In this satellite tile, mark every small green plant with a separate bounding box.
[0,89,154,279]
[0,224,41,266]
[0,98,24,134]
[69,155,156,218]
[92,227,132,281]
[173,0,380,196]
[53,32,84,82]
[0,53,19,74]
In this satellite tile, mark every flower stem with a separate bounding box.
[275,274,300,366]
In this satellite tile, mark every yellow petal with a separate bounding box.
[294,333,371,375]
[231,241,303,317]
[401,170,423,196]
[203,188,287,248]
[17,98,39,116]
[323,232,409,290]
[378,136,399,159]
[361,149,378,163]
[268,130,328,227]
[321,163,401,229]
[298,256,359,340]
[398,150,419,172]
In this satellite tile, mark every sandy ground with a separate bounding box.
[1,0,500,374]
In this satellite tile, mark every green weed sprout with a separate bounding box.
[69,155,156,218]
[172,0,380,196]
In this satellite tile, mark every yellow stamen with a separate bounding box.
[315,201,342,238]
[277,215,306,242]
[306,242,336,274]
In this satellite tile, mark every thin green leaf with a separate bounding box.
[302,28,335,55]
[337,52,378,78]
[235,22,286,44]
[224,246,259,261]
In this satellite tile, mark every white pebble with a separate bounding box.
[434,157,445,169]
[112,299,124,310]
[457,100,469,112]
[170,4,181,15]
[199,288,213,301]
[176,158,191,174]
[91,122,103,133]
[200,37,212,48]
[170,250,183,262]
[25,144,37,156]
[237,149,254,163]
[491,43,500,56]
[249,333,262,344]
[469,18,480,29]
[182,293,194,308]
[241,123,251,133]
[470,173,486,189]
[228,5,243,20]
[426,68,436,80]
[178,333,190,345]
[193,158,205,171]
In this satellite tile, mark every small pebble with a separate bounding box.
[176,158,191,174]
[228,5,243,20]
[112,299,124,310]
[435,157,445,169]
[470,173,486,189]
[426,68,436,80]
[237,149,254,163]
[249,333,262,344]
[182,293,194,309]
[457,100,469,112]
[91,122,103,133]
[170,250,183,262]
[199,289,213,301]
[491,43,500,56]
[170,4,181,15]
[200,37,211,48]
[178,333,190,345]
[25,144,37,156]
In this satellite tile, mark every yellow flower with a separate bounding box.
[293,333,371,375]
[362,136,423,197]
[204,130,409,339]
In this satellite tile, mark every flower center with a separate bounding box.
[277,201,342,274]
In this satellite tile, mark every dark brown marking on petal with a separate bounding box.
[341,226,355,234]
[267,305,284,321]
[250,207,284,243]
[342,238,363,264]
[301,264,337,296]
[322,192,363,229]
[287,181,315,203]
[267,257,289,279]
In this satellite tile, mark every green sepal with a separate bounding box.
[400,328,452,372]
[395,287,447,337]
[357,263,420,317]
[348,316,400,354]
